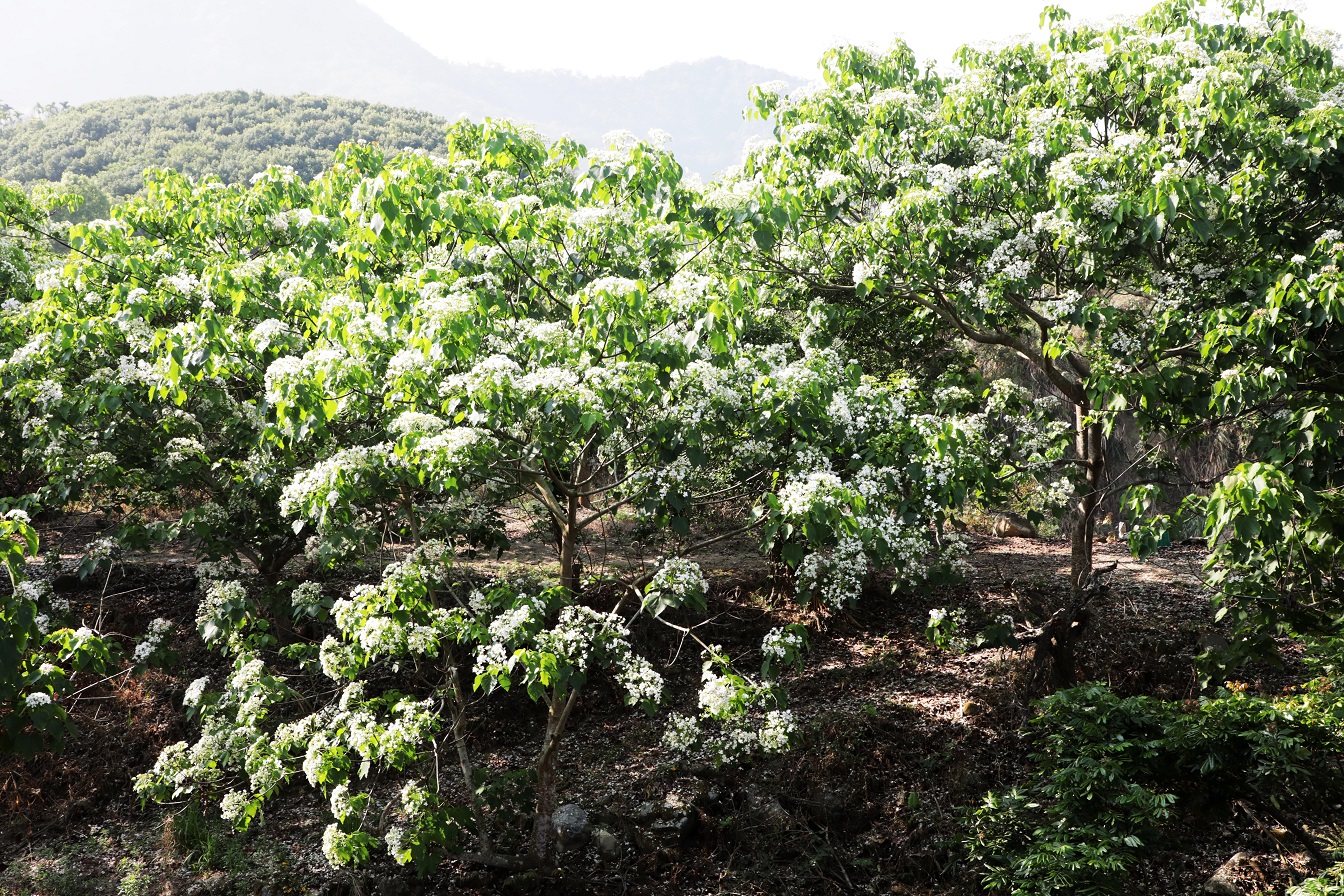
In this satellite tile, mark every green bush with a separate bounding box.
[966,680,1344,895]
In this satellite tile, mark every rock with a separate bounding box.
[1198,632,1230,653]
[991,512,1037,539]
[743,788,791,827]
[171,574,200,592]
[954,767,986,794]
[662,791,693,816]
[375,878,410,896]
[593,827,620,860]
[647,814,696,845]
[802,785,851,823]
[1201,852,1246,895]
[459,872,493,889]
[192,875,230,896]
[803,784,874,833]
[960,698,986,718]
[698,786,724,809]
[552,803,591,853]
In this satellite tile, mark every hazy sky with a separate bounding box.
[358,0,1344,77]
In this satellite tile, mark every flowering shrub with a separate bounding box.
[662,645,799,764]
[0,511,123,755]
[93,121,1025,870]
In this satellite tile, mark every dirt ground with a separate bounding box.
[0,519,1329,896]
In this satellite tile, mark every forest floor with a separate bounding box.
[0,515,1327,896]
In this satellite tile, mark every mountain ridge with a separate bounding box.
[0,0,796,176]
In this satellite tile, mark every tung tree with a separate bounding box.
[734,0,1344,684]
[113,123,1031,869]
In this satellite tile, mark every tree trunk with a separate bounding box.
[558,491,580,594]
[1069,406,1105,594]
[532,742,558,866]
[529,690,577,866]
[1045,407,1106,688]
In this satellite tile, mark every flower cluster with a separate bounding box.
[761,625,807,675]
[184,676,211,708]
[291,581,326,616]
[133,618,173,663]
[643,557,709,612]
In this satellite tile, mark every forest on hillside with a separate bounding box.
[2,2,1344,895]
[0,93,452,207]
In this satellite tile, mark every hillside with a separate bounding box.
[0,0,479,121]
[0,0,794,177]
[0,93,453,200]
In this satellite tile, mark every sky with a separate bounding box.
[358,0,1344,78]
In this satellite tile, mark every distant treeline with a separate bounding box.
[0,92,452,204]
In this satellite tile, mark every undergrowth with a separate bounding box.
[965,671,1344,895]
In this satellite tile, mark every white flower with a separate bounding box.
[291,581,325,612]
[329,783,354,820]
[758,710,796,753]
[220,791,250,823]
[389,412,450,437]
[662,713,701,754]
[778,470,844,517]
[761,627,805,662]
[615,654,664,704]
[473,642,512,677]
[25,692,52,708]
[196,559,243,582]
[385,825,409,859]
[16,580,48,602]
[644,557,709,608]
[184,676,210,707]
[322,823,358,866]
[815,170,849,191]
[698,674,736,718]
[601,129,637,149]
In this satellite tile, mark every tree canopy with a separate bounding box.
[729,0,1344,680]
[3,1,1344,892]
